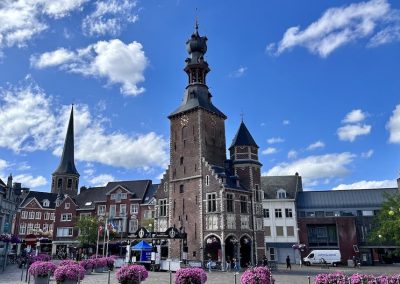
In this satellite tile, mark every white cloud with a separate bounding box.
[307,140,325,150]
[332,179,397,190]
[0,159,8,170]
[282,120,290,125]
[229,66,248,78]
[267,137,285,144]
[0,78,168,170]
[287,150,297,159]
[386,104,400,143]
[31,39,148,96]
[361,149,374,158]
[0,0,87,54]
[262,147,277,155]
[337,124,371,142]
[13,174,47,188]
[87,174,114,187]
[265,152,356,184]
[82,0,138,37]
[268,0,400,57]
[342,109,367,123]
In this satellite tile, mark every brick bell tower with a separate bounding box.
[166,21,227,259]
[51,106,80,197]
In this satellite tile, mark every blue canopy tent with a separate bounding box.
[131,240,153,262]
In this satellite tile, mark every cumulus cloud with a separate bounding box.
[0,0,87,54]
[0,78,168,171]
[361,149,374,158]
[87,174,115,186]
[268,0,400,57]
[262,147,277,155]
[332,179,397,190]
[265,152,356,185]
[31,39,148,96]
[386,104,400,143]
[287,150,297,159]
[13,174,47,188]
[267,137,285,144]
[342,109,367,123]
[82,0,139,37]
[0,159,8,171]
[337,124,371,142]
[229,66,248,78]
[307,140,325,150]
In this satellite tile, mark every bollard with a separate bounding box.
[270,274,273,283]
[21,266,24,281]
[47,273,50,284]
[169,269,172,284]
[234,272,238,284]
[25,264,29,282]
[307,276,311,284]
[27,273,30,284]
[78,275,81,284]
[107,270,111,284]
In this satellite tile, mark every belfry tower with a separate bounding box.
[51,106,80,197]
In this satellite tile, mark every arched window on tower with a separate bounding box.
[206,175,210,186]
[182,126,188,140]
[67,179,72,189]
[180,157,184,165]
[57,178,62,189]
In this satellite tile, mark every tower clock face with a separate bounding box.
[180,115,189,126]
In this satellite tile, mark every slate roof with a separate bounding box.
[297,187,398,209]
[261,175,303,199]
[211,165,249,191]
[229,121,258,150]
[0,178,6,187]
[105,180,151,200]
[53,106,79,176]
[20,191,58,209]
[142,183,158,205]
[76,186,106,209]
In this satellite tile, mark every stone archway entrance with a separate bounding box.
[204,235,221,261]
[225,235,239,264]
[240,235,252,267]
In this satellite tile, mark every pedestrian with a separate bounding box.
[207,258,212,272]
[225,258,231,272]
[233,258,239,272]
[286,255,291,270]
[263,255,268,267]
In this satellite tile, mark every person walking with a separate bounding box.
[286,255,291,270]
[207,258,212,272]
[263,255,268,267]
[233,258,239,272]
[225,258,231,272]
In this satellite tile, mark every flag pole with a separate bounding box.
[96,223,100,258]
[106,225,110,257]
[102,217,107,257]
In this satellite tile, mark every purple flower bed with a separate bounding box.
[314,272,400,284]
[28,261,57,277]
[80,259,95,270]
[54,263,85,282]
[116,264,148,284]
[29,254,51,264]
[91,257,108,268]
[59,259,78,266]
[175,267,207,284]
[241,266,275,284]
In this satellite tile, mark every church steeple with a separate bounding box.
[51,106,79,196]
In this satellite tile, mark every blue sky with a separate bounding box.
[0,0,399,192]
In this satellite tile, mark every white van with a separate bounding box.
[303,250,341,266]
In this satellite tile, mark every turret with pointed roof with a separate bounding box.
[51,106,80,197]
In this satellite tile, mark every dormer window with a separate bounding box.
[43,199,50,207]
[277,189,287,199]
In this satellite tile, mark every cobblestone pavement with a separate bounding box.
[2,264,400,284]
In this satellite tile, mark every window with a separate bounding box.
[44,212,50,220]
[275,208,282,218]
[265,226,271,236]
[206,215,218,230]
[19,223,26,235]
[263,209,270,218]
[130,204,139,214]
[180,184,184,193]
[49,224,53,232]
[67,179,72,189]
[120,204,127,216]
[164,183,168,192]
[240,215,250,229]
[240,196,248,214]
[227,214,236,229]
[277,189,286,199]
[226,193,234,213]
[325,211,334,217]
[121,193,127,199]
[35,212,41,219]
[50,213,55,220]
[205,175,209,186]
[180,157,184,165]
[144,210,154,219]
[269,248,276,261]
[34,223,40,232]
[362,210,374,216]
[111,194,116,200]
[65,202,70,209]
[207,193,217,213]
[109,205,116,217]
[29,212,35,219]
[43,200,49,207]
[285,208,293,218]
[61,213,72,221]
[57,227,73,237]
[43,224,49,232]
[129,219,138,233]
[256,218,263,230]
[27,223,34,234]
[287,226,295,236]
[276,226,284,236]
[159,199,168,217]
[57,178,62,189]
[21,211,28,219]
[98,205,106,215]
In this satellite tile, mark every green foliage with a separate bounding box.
[76,216,101,246]
[369,192,400,247]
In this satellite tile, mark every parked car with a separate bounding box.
[303,250,341,266]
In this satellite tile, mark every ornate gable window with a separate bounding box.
[277,189,287,199]
[43,199,50,207]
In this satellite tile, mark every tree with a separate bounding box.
[75,216,101,246]
[369,192,400,248]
